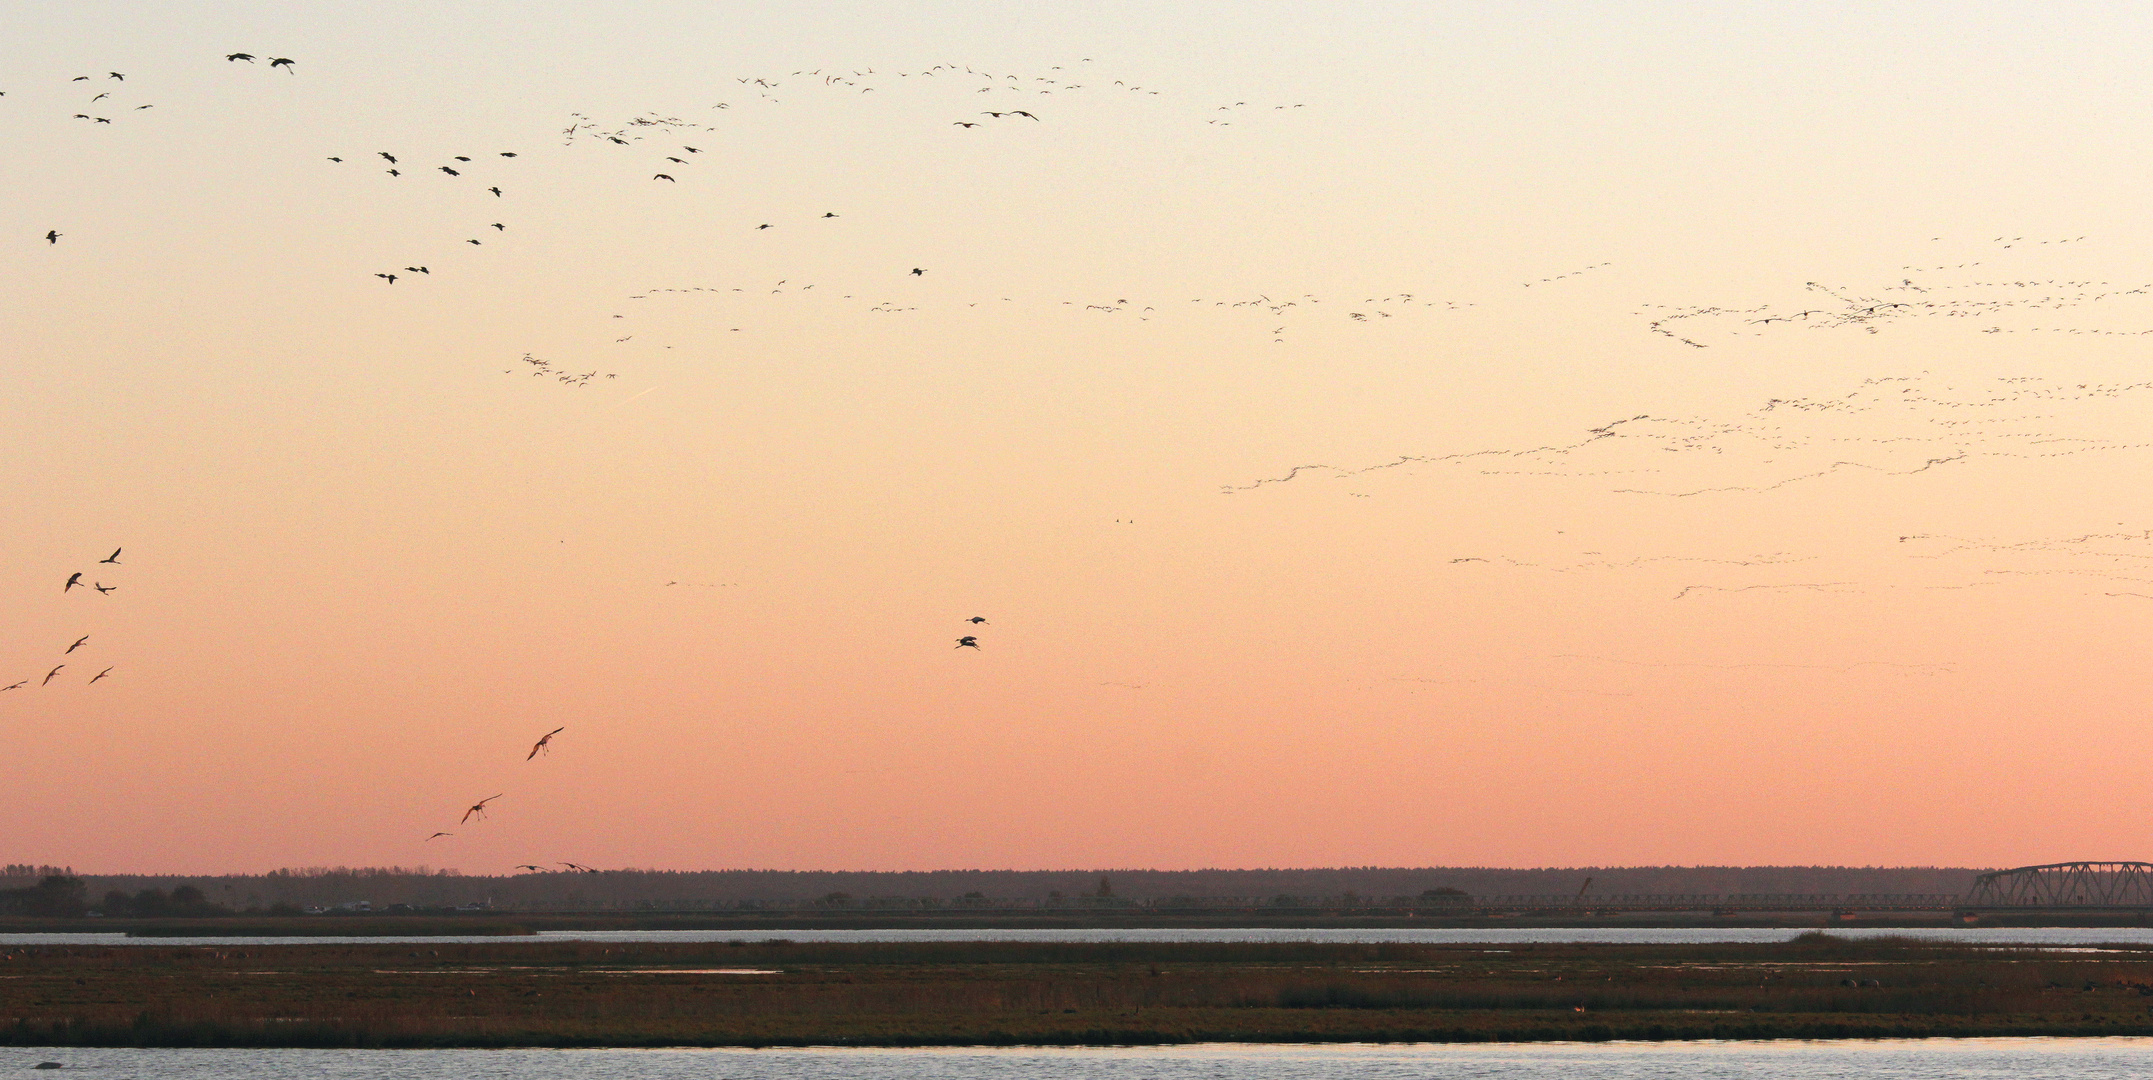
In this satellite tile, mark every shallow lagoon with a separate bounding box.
[9,925,2153,947]
[13,1038,2153,1079]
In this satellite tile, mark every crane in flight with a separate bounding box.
[462,794,503,823]
[527,727,565,760]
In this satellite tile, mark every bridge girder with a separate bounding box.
[1966,862,2153,907]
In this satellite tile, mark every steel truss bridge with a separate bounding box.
[1963,862,2153,908]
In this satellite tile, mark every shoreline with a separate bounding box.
[11,909,2153,937]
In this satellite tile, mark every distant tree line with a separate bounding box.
[38,865,1990,914]
[0,876,87,917]
[97,885,234,918]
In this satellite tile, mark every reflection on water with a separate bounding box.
[10,926,2153,947]
[11,1039,2153,1079]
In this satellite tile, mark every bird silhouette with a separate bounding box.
[911,268,926,276]
[426,832,452,841]
[327,156,342,162]
[0,681,25,691]
[45,230,59,245]
[488,187,502,197]
[438,165,459,175]
[491,223,505,230]
[65,636,88,654]
[527,726,565,760]
[515,864,546,871]
[654,174,675,182]
[462,795,503,823]
[822,212,838,218]
[108,72,123,80]
[41,665,63,686]
[87,667,112,684]
[499,152,518,157]
[376,273,397,283]
[100,548,121,564]
[966,616,987,624]
[953,122,978,127]
[405,266,429,274]
[269,57,295,72]
[226,53,255,62]
[93,583,115,594]
[64,573,82,592]
[956,636,980,649]
[379,152,397,163]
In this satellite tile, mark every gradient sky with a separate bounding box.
[9,1,2153,874]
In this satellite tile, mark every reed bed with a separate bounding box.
[6,937,2153,1047]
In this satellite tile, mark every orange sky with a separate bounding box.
[9,2,2153,874]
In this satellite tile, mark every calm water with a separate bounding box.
[8,926,2153,947]
[10,1039,2153,1079]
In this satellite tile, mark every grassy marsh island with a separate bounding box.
[9,935,2153,1047]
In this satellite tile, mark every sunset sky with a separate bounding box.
[10,1,2153,874]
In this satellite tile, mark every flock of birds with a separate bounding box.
[4,550,125,695]
[22,43,2153,865]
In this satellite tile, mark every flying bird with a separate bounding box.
[227,53,255,62]
[654,173,675,181]
[108,73,124,80]
[327,156,342,162]
[426,832,452,841]
[269,57,295,72]
[462,794,503,823]
[42,665,63,686]
[487,186,502,196]
[822,211,838,218]
[1010,110,1038,119]
[438,165,459,175]
[956,636,980,649]
[466,239,481,245]
[405,266,428,274]
[94,583,115,594]
[379,152,396,163]
[100,548,121,564]
[64,573,82,592]
[499,152,517,157]
[911,268,925,275]
[0,682,25,691]
[65,636,88,654]
[45,230,60,244]
[515,864,546,871]
[953,122,978,127]
[491,222,505,230]
[375,273,397,283]
[87,667,112,684]
[527,726,565,760]
[966,616,987,624]
[453,155,470,162]
[386,168,399,176]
